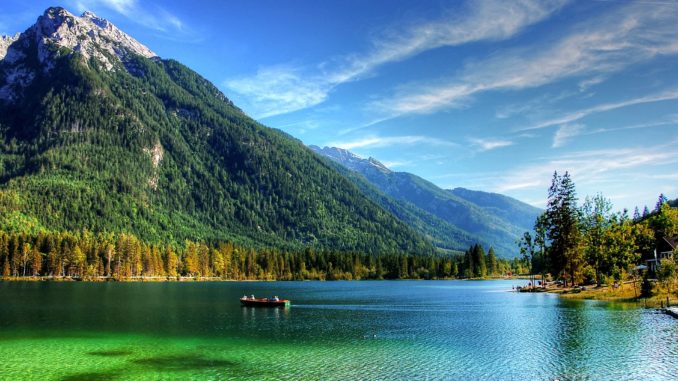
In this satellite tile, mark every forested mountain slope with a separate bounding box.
[0,7,433,255]
[311,146,542,257]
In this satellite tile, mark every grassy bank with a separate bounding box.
[551,281,677,308]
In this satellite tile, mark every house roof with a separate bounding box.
[662,236,678,250]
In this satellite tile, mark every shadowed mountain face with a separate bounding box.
[0,7,434,255]
[310,146,542,257]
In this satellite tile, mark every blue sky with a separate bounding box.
[2,0,678,211]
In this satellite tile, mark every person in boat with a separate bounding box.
[250,294,255,299]
[272,296,279,301]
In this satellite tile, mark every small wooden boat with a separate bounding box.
[240,296,290,308]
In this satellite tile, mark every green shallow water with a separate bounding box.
[1,280,676,380]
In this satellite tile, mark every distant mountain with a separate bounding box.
[310,146,542,257]
[0,7,434,255]
[317,158,480,255]
[447,187,543,236]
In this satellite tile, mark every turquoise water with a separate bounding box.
[1,280,676,380]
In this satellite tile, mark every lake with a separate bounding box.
[1,280,676,380]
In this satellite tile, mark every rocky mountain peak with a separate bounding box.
[0,34,20,61]
[1,6,156,68]
[310,145,365,167]
[81,10,98,19]
[0,7,157,101]
[367,157,392,174]
[310,145,393,175]
[31,7,156,68]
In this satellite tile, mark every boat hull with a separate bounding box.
[240,298,290,308]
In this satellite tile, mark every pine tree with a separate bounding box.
[2,259,10,279]
[165,247,178,278]
[519,231,535,281]
[487,247,497,276]
[464,246,474,278]
[655,193,668,212]
[633,207,641,222]
[21,243,31,277]
[399,255,408,279]
[105,243,114,277]
[31,246,42,276]
[71,246,86,278]
[545,171,582,286]
[471,244,487,278]
[533,213,548,282]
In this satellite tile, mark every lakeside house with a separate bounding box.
[644,236,677,273]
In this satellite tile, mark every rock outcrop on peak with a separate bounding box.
[0,7,156,102]
[0,34,21,61]
[33,7,155,68]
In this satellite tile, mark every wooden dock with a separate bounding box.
[665,307,678,319]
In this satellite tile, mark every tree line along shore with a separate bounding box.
[517,171,677,306]
[0,228,529,281]
[1,171,675,300]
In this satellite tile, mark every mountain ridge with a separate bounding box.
[310,145,542,257]
[0,7,434,255]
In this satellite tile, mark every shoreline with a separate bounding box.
[4,277,675,310]
[518,281,677,309]
[0,275,527,282]
[0,276,272,282]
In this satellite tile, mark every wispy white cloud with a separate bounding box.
[494,141,678,195]
[578,76,606,92]
[158,8,183,31]
[327,135,457,150]
[526,90,678,131]
[435,138,678,209]
[225,66,329,119]
[381,160,413,169]
[371,84,477,116]
[288,120,323,135]
[330,0,568,84]
[225,0,566,118]
[652,174,678,181]
[337,116,402,136]
[470,137,514,151]
[552,123,584,148]
[494,90,577,119]
[500,180,543,192]
[371,2,678,119]
[71,0,186,33]
[587,115,678,135]
[98,0,134,14]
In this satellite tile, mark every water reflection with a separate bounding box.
[240,305,290,322]
[550,298,663,380]
[553,300,591,379]
[1,281,677,380]
[239,305,291,339]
